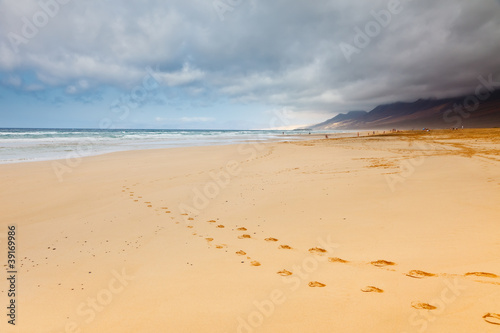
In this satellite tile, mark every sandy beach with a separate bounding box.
[1,129,500,333]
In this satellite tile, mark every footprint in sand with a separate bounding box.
[161,207,169,209]
[251,261,261,266]
[278,245,292,250]
[308,281,326,287]
[207,220,216,223]
[205,238,214,242]
[236,250,246,256]
[165,211,171,213]
[237,227,247,231]
[309,247,327,254]
[406,270,436,279]
[188,217,194,221]
[328,257,348,263]
[465,272,498,278]
[181,214,188,216]
[238,234,251,239]
[411,302,436,310]
[361,286,384,293]
[215,244,227,249]
[277,269,293,276]
[265,238,278,242]
[216,225,225,228]
[187,226,193,229]
[371,260,396,267]
[147,205,152,208]
[483,313,500,325]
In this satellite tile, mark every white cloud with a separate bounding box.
[157,63,205,87]
[65,79,90,94]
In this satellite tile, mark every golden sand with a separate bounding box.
[1,129,499,332]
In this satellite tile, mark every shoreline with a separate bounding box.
[0,131,360,166]
[1,127,479,166]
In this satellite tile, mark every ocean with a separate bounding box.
[0,128,349,164]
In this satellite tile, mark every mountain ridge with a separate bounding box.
[305,90,500,130]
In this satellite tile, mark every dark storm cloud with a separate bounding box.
[1,0,499,115]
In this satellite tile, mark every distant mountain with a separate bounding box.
[307,90,500,130]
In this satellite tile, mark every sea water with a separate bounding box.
[0,128,349,164]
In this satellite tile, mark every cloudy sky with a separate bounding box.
[1,0,500,129]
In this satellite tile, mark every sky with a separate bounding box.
[1,0,500,129]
